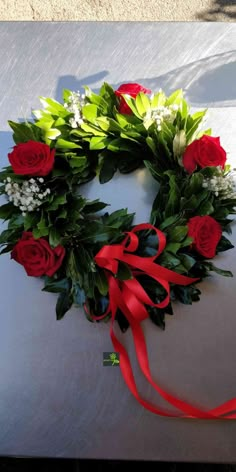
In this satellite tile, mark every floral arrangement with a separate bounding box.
[1,82,236,419]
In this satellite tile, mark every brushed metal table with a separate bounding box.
[0,22,236,462]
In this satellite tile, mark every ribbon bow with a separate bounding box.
[92,223,236,419]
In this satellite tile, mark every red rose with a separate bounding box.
[8,140,55,176]
[182,135,226,174]
[115,82,151,115]
[187,215,222,259]
[11,232,65,277]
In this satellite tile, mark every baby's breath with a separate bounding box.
[144,104,178,131]
[3,177,51,215]
[202,167,236,200]
[64,91,86,128]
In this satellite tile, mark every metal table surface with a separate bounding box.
[0,22,236,462]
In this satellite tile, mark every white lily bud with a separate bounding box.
[173,130,187,157]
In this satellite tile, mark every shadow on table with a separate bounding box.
[55,50,236,109]
[196,0,236,21]
[55,70,109,102]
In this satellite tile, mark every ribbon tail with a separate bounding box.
[109,276,183,418]
[109,277,236,420]
[128,314,218,419]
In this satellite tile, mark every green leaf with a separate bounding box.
[186,110,207,142]
[49,227,61,247]
[56,291,73,320]
[34,116,54,131]
[0,228,19,244]
[149,307,166,330]
[43,278,70,293]
[164,173,181,217]
[107,138,136,153]
[83,199,108,214]
[0,244,13,255]
[36,214,49,237]
[179,254,196,271]
[99,153,118,184]
[135,92,150,116]
[115,112,141,128]
[197,200,214,216]
[54,117,66,127]
[174,286,193,304]
[84,86,108,109]
[159,214,181,230]
[197,128,212,139]
[180,194,198,212]
[66,250,81,281]
[117,262,133,281]
[56,139,81,149]
[89,136,110,150]
[204,262,233,278]
[146,136,157,155]
[94,270,109,296]
[48,194,67,211]
[117,154,142,174]
[185,173,204,197]
[63,88,72,102]
[81,122,107,136]
[8,121,41,143]
[166,89,183,106]
[165,242,181,254]
[213,207,229,220]
[56,208,67,219]
[45,128,61,140]
[160,252,181,269]
[69,156,87,168]
[169,226,188,242]
[180,236,193,247]
[0,203,15,221]
[39,96,69,117]
[8,214,24,229]
[32,228,42,239]
[217,235,234,252]
[103,208,134,229]
[180,98,189,119]
[150,91,166,108]
[82,104,98,123]
[121,96,142,119]
[80,222,117,244]
[99,82,115,99]
[24,212,40,231]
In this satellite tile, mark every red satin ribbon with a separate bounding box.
[92,223,236,419]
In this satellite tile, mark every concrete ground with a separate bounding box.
[0,0,235,21]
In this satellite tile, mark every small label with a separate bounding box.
[103,352,120,366]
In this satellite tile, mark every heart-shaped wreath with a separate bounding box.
[1,82,236,419]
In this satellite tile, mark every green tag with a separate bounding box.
[103,352,120,366]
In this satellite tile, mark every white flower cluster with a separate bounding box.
[145,104,179,131]
[4,177,51,216]
[64,91,86,128]
[202,167,236,199]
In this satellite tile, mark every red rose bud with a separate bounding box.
[187,215,222,259]
[8,140,55,176]
[115,82,151,115]
[182,135,226,174]
[11,232,65,277]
